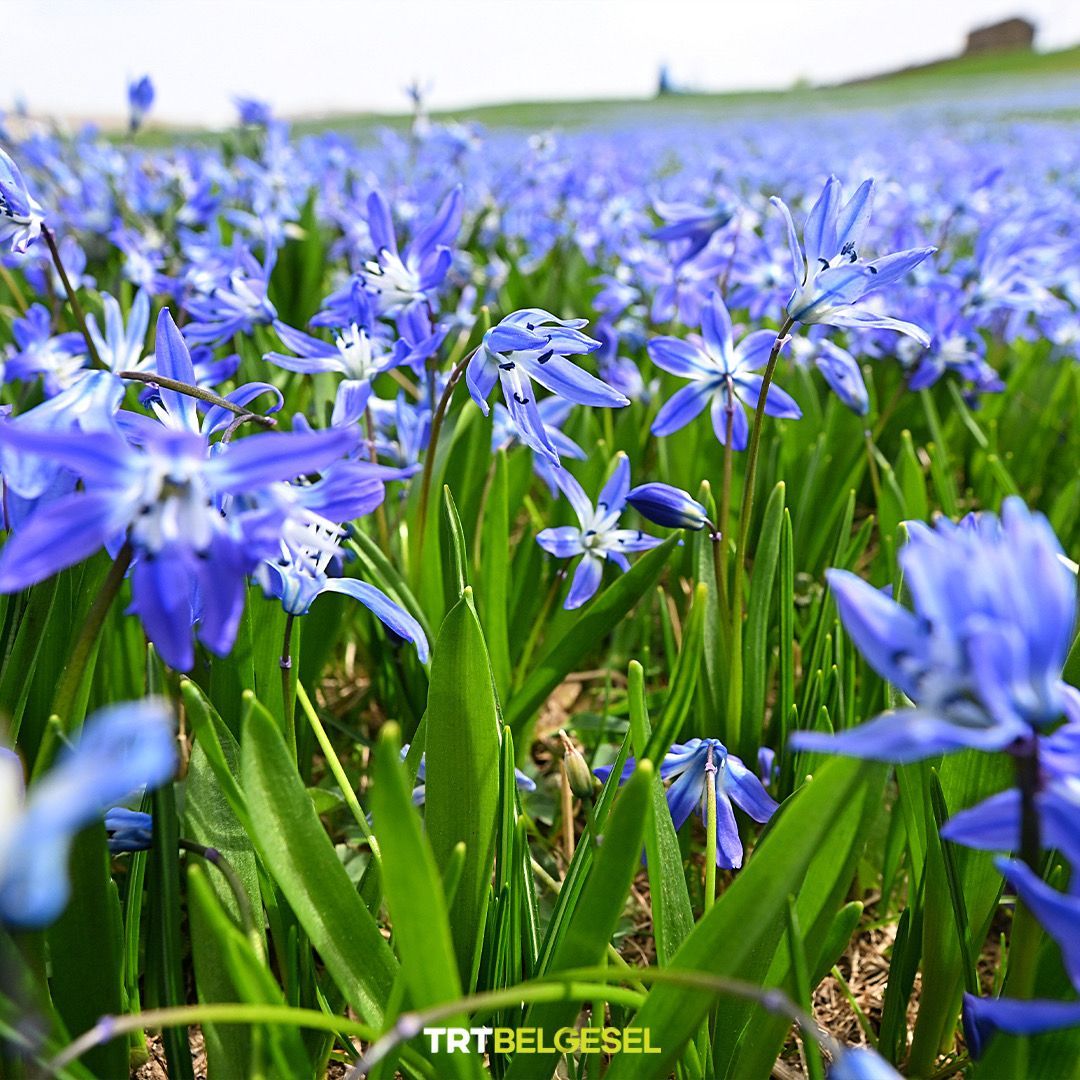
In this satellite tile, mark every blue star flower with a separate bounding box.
[467,308,628,465]
[772,177,935,342]
[595,737,778,868]
[0,144,44,254]
[648,291,801,449]
[537,453,661,609]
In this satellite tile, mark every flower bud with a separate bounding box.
[559,731,595,799]
[626,482,708,531]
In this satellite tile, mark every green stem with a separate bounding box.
[41,225,102,369]
[1015,738,1042,873]
[416,349,474,548]
[178,839,261,957]
[279,613,296,760]
[294,680,381,865]
[727,317,794,745]
[704,747,718,914]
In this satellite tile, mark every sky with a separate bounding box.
[5,0,1080,126]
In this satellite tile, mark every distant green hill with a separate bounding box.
[285,44,1079,136]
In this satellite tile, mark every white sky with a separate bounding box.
[6,0,1080,126]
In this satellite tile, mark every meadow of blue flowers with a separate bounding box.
[0,79,1078,1079]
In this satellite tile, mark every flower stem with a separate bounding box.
[279,613,296,759]
[294,680,382,866]
[704,746,718,914]
[41,225,103,369]
[179,839,262,957]
[416,349,474,547]
[119,371,277,428]
[726,317,794,746]
[1015,737,1042,873]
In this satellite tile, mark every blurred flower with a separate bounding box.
[793,498,1077,763]
[0,701,176,928]
[127,75,155,133]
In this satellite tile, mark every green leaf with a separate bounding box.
[505,761,654,1080]
[185,732,266,1079]
[146,780,194,1080]
[629,661,694,965]
[440,486,470,612]
[647,582,706,761]
[478,449,513,701]
[187,865,310,1079]
[742,481,785,762]
[47,826,128,1079]
[604,757,885,1080]
[424,589,502,991]
[370,725,479,1080]
[505,535,679,738]
[240,692,397,1025]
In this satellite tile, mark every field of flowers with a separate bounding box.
[0,80,1078,1080]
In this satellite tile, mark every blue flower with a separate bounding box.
[537,454,662,609]
[0,309,359,671]
[648,291,801,449]
[0,701,176,928]
[626,482,709,531]
[252,469,429,662]
[814,340,869,416]
[4,304,87,396]
[650,198,734,264]
[772,177,935,343]
[792,499,1077,763]
[828,1047,903,1079]
[962,857,1080,1057]
[127,75,155,133]
[104,807,154,853]
[86,290,152,374]
[595,738,778,868]
[265,320,409,426]
[184,246,279,345]
[0,144,44,254]
[360,187,462,315]
[234,96,273,126]
[467,308,628,465]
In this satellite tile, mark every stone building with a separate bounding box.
[963,18,1036,56]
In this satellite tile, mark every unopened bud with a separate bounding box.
[626,482,708,531]
[559,730,595,799]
